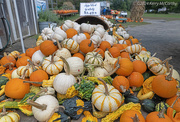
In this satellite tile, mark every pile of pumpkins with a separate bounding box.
[0,17,180,122]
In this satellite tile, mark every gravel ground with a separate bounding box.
[1,19,180,122]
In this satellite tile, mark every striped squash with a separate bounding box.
[8,51,20,59]
[17,65,34,78]
[61,38,79,54]
[85,51,103,66]
[147,57,167,75]
[135,51,151,64]
[125,44,142,54]
[42,55,64,75]
[92,78,122,112]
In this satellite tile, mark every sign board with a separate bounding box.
[80,2,100,16]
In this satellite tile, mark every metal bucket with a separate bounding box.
[38,21,52,33]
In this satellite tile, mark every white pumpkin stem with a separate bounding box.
[50,52,57,64]
[165,65,173,81]
[157,107,166,118]
[152,52,157,57]
[119,85,127,93]
[27,99,47,111]
[0,106,8,117]
[106,63,120,76]
[166,61,170,73]
[60,56,70,75]
[32,88,48,101]
[3,63,13,70]
[56,40,62,50]
[97,78,109,96]
[161,56,172,64]
[27,59,37,72]
[20,65,30,79]
[131,114,140,122]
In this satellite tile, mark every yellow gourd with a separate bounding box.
[82,111,98,122]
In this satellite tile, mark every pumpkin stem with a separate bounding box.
[27,99,47,111]
[129,39,133,45]
[157,107,166,118]
[131,114,140,122]
[27,59,37,72]
[152,52,157,57]
[60,56,70,75]
[56,40,62,50]
[23,81,43,84]
[161,56,172,64]
[165,65,173,81]
[94,50,101,57]
[31,87,48,101]
[120,85,127,93]
[3,63,13,70]
[97,78,109,96]
[20,65,30,80]
[88,40,93,47]
[120,49,126,53]
[106,63,120,76]
[166,60,170,73]
[15,54,22,59]
[0,106,8,117]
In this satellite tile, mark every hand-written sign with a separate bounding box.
[80,2,100,16]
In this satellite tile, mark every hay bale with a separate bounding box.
[130,1,145,22]
[62,2,75,10]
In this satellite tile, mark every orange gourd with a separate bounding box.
[122,44,128,49]
[152,65,178,98]
[125,40,131,46]
[120,52,130,59]
[79,39,94,54]
[95,48,105,58]
[120,110,145,122]
[40,40,58,56]
[113,44,124,51]
[29,69,49,86]
[114,58,133,76]
[133,60,147,74]
[0,53,16,67]
[128,72,144,88]
[166,95,180,113]
[25,48,36,58]
[109,47,120,58]
[5,78,30,99]
[112,76,129,93]
[16,55,31,68]
[99,41,111,51]
[73,53,85,61]
[66,28,78,38]
[131,38,139,44]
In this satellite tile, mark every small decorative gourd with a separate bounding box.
[51,27,67,42]
[8,50,20,59]
[72,33,87,44]
[80,39,94,54]
[85,51,103,66]
[135,50,151,63]
[32,50,45,64]
[93,26,105,38]
[40,40,58,56]
[125,44,142,54]
[53,56,77,94]
[82,111,98,122]
[92,78,122,112]
[42,53,64,75]
[61,38,79,54]
[90,35,102,48]
[102,34,116,46]
[80,23,94,34]
[36,35,43,46]
[41,27,53,40]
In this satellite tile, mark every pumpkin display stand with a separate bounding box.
[75,15,109,30]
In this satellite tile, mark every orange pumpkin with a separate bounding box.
[25,48,36,58]
[120,52,130,59]
[146,109,172,122]
[73,53,85,61]
[34,46,40,51]
[141,47,147,51]
[95,48,105,59]
[133,60,147,74]
[5,78,30,99]
[79,39,94,54]
[16,56,31,68]
[166,95,180,113]
[122,44,128,49]
[114,58,133,76]
[0,54,16,67]
[66,28,78,38]
[99,41,111,51]
[84,32,91,39]
[109,47,120,58]
[113,44,124,51]
[125,40,131,46]
[131,38,139,44]
[40,40,58,56]
[120,110,145,122]
[128,72,144,88]
[20,53,26,57]
[29,69,49,86]
[112,76,129,93]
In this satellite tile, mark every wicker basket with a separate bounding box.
[75,15,109,30]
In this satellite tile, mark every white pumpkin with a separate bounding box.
[90,35,102,48]
[11,69,20,79]
[32,50,45,64]
[72,33,87,44]
[117,30,127,36]
[61,38,79,54]
[55,40,71,59]
[166,68,180,81]
[92,78,122,112]
[42,54,64,75]
[118,40,127,44]
[117,27,124,32]
[53,57,77,94]
[85,51,103,66]
[93,67,109,77]
[62,20,74,31]
[93,26,105,38]
[73,22,80,33]
[123,33,130,40]
[30,95,59,122]
[102,34,116,46]
[64,57,84,76]
[41,28,53,40]
[125,44,142,54]
[51,27,67,42]
[80,23,94,34]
